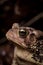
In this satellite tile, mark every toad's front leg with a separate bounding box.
[12,47,18,65]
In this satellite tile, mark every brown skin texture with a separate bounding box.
[6,23,43,65]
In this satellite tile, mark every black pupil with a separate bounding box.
[19,30,26,38]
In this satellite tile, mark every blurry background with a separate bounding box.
[0,0,43,65]
[0,0,43,39]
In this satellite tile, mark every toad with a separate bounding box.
[6,23,43,65]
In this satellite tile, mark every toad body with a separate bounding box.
[6,23,43,65]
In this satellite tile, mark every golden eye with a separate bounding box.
[19,29,27,38]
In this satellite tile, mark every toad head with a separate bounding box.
[6,23,43,49]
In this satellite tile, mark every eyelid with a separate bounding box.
[19,29,25,32]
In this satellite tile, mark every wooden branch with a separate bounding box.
[24,12,43,26]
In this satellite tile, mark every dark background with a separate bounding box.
[0,0,43,39]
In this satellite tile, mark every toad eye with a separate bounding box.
[19,29,27,38]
